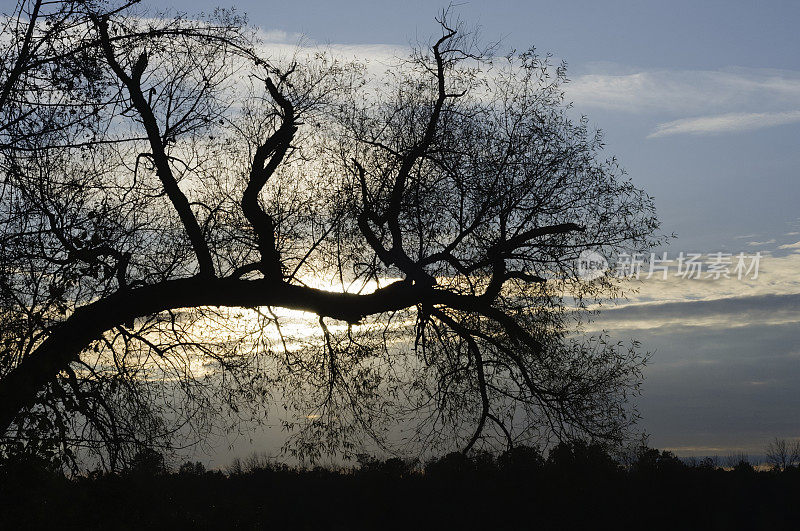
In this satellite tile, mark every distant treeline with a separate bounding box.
[2,441,799,529]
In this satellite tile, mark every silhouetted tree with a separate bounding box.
[765,437,800,472]
[498,444,545,475]
[632,447,684,475]
[126,447,167,476]
[357,455,415,478]
[177,460,206,476]
[0,2,659,468]
[725,452,753,471]
[546,440,620,476]
[731,458,755,474]
[426,450,496,479]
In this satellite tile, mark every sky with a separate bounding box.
[143,0,800,463]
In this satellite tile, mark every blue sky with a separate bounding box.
[150,0,800,70]
[145,0,800,462]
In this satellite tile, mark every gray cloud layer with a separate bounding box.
[589,293,800,455]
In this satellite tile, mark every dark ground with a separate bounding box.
[2,443,799,530]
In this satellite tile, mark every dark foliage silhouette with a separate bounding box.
[1,444,799,529]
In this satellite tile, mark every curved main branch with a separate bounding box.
[0,277,425,433]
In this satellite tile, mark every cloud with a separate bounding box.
[577,250,800,331]
[218,34,800,142]
[586,292,800,332]
[608,250,800,306]
[251,25,406,60]
[647,110,800,138]
[778,241,800,249]
[565,66,800,139]
[567,67,800,115]
[255,29,304,43]
[240,41,800,125]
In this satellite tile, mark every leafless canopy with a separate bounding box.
[0,1,659,467]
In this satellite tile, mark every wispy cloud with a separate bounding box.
[585,292,800,332]
[568,67,800,114]
[566,67,800,138]
[647,110,800,138]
